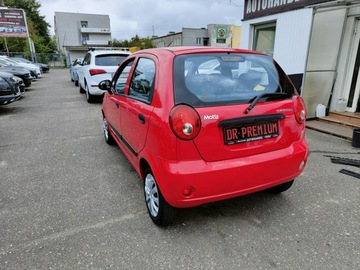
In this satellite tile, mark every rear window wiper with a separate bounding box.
[244,93,290,114]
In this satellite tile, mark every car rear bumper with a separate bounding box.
[155,139,308,208]
[88,74,112,96]
[88,85,106,96]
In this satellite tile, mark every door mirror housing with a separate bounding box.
[98,80,112,93]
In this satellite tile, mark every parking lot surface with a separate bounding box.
[0,69,359,269]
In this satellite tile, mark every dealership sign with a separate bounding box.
[0,8,28,37]
[243,0,333,20]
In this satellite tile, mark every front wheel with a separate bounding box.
[144,168,176,226]
[266,180,294,194]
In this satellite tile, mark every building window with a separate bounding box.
[82,34,89,44]
[203,38,209,46]
[253,22,276,57]
[196,37,201,45]
[174,38,181,46]
[81,21,88,28]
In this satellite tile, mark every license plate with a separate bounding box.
[224,121,279,144]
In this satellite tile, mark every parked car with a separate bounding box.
[12,57,50,73]
[77,49,131,103]
[0,71,22,105]
[0,64,33,87]
[12,75,25,95]
[0,56,41,78]
[99,47,309,226]
[69,57,83,86]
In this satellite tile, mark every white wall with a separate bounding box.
[241,8,313,75]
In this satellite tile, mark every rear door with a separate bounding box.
[77,52,90,88]
[105,60,134,140]
[120,57,156,156]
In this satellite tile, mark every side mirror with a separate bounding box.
[98,80,112,93]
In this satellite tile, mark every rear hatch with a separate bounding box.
[173,51,305,162]
[193,99,300,162]
[94,54,129,76]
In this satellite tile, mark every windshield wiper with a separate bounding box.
[244,93,290,114]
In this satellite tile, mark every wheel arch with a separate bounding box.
[138,154,174,207]
[139,158,150,180]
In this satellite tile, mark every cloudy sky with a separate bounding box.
[37,0,245,40]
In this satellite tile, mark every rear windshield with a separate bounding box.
[173,53,295,107]
[95,54,127,66]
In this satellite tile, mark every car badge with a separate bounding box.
[203,114,219,120]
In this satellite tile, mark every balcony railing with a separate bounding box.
[82,40,110,45]
[80,27,111,34]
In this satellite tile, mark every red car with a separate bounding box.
[99,47,308,226]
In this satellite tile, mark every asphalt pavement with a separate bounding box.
[0,69,359,269]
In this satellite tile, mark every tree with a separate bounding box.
[1,0,56,55]
[112,35,155,50]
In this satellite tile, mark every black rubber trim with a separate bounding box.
[109,123,138,157]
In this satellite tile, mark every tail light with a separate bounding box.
[293,96,306,124]
[169,105,201,140]
[89,69,107,76]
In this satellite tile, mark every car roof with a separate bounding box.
[88,49,131,56]
[134,46,265,57]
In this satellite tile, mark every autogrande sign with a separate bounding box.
[243,0,333,20]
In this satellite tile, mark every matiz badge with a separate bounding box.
[203,114,219,120]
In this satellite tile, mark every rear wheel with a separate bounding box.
[74,79,79,87]
[86,84,96,103]
[266,180,294,194]
[102,116,115,145]
[144,168,176,226]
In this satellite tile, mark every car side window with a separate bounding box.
[82,53,91,65]
[113,60,134,95]
[128,58,155,102]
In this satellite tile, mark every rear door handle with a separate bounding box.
[138,114,145,124]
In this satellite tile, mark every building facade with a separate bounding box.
[152,24,241,48]
[241,0,360,117]
[54,12,112,65]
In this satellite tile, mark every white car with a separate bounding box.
[69,58,83,86]
[77,49,131,103]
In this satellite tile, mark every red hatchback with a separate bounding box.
[99,47,308,226]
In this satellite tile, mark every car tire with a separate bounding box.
[79,83,85,94]
[144,168,176,226]
[86,84,96,103]
[74,80,79,87]
[102,115,115,145]
[266,180,294,194]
